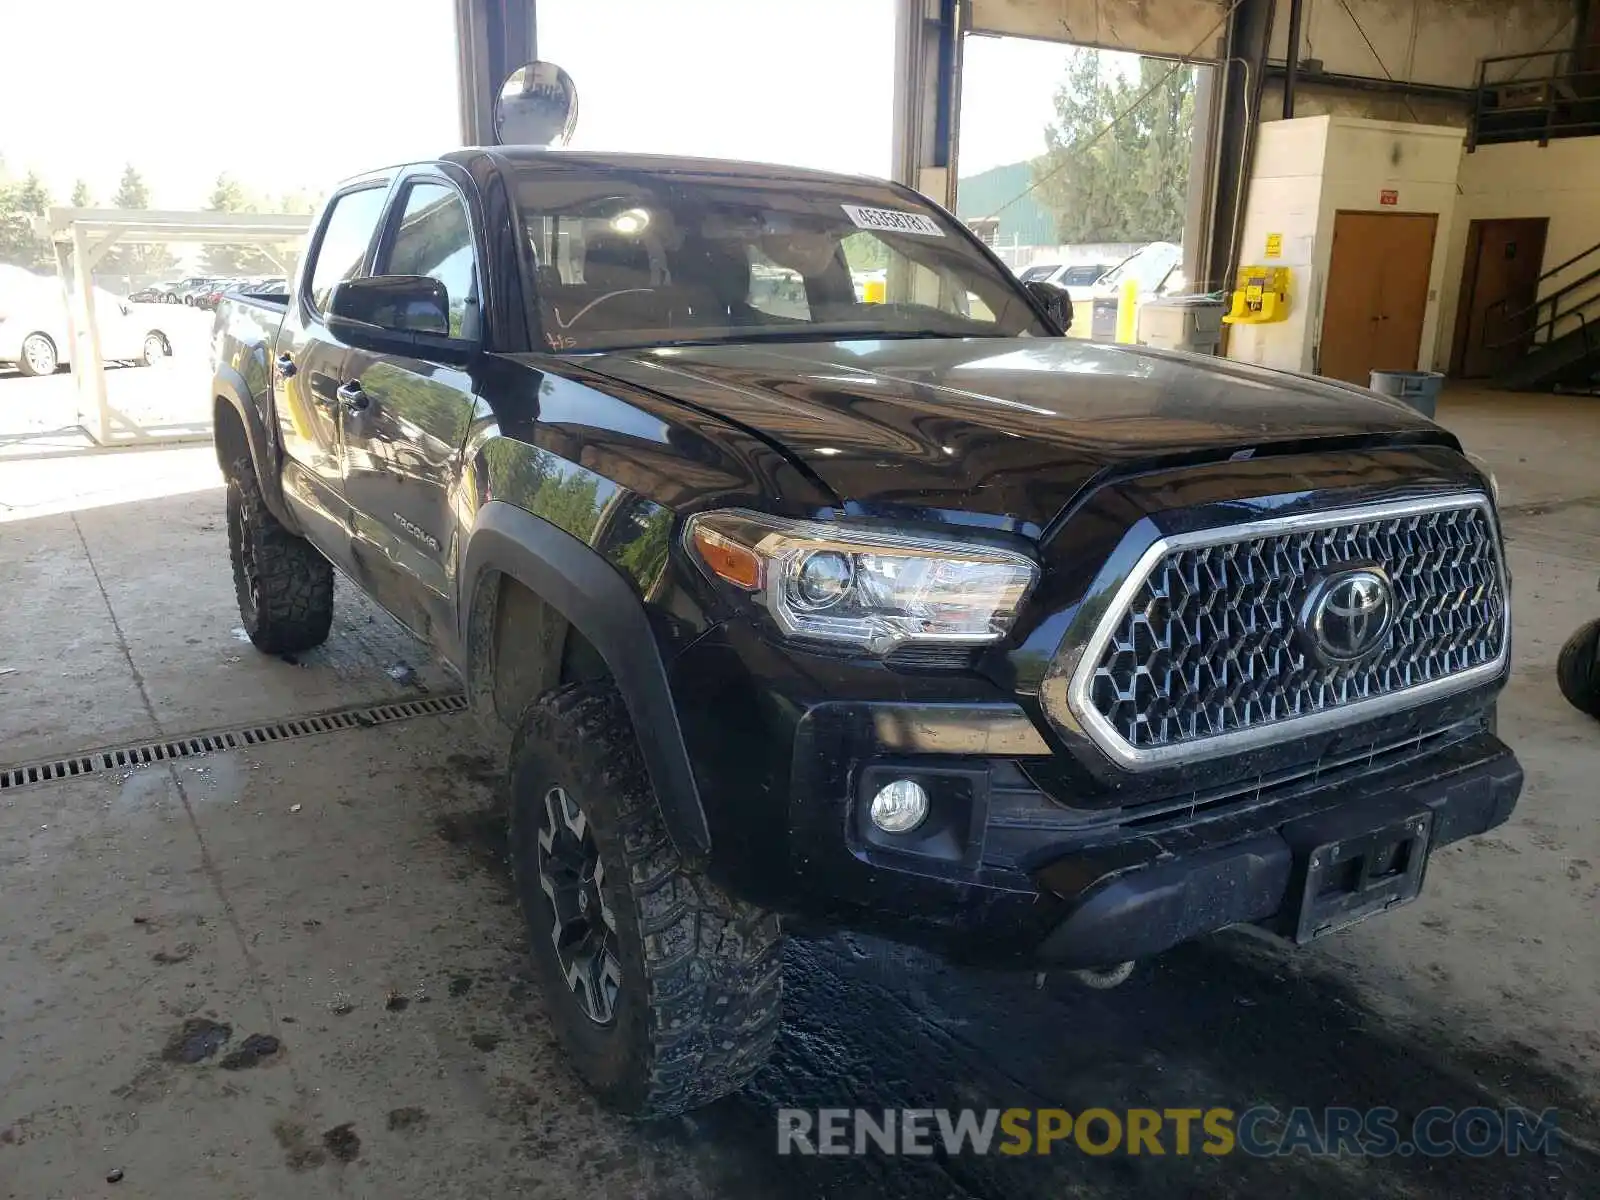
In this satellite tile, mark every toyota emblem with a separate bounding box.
[1301,567,1395,664]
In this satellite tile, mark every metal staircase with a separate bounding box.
[1487,239,1600,392]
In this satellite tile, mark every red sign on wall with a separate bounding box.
[1380,189,1399,206]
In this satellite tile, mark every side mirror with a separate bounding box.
[327,276,475,363]
[1024,279,1073,334]
[494,61,579,147]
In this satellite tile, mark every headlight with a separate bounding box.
[685,509,1039,654]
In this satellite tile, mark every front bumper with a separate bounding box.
[1030,734,1520,967]
[670,622,1522,969]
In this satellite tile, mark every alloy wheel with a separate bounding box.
[233,489,261,619]
[21,335,56,375]
[535,784,622,1026]
[143,334,167,364]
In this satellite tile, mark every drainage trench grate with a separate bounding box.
[0,692,468,793]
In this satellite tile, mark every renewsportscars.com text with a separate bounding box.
[776,1106,1561,1159]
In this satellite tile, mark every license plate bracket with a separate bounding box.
[1286,809,1433,944]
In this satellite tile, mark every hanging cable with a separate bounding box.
[1335,0,1421,123]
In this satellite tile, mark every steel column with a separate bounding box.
[1197,0,1274,294]
[455,0,536,146]
[891,0,962,208]
[1282,0,1304,119]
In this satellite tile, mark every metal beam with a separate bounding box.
[455,0,536,146]
[1263,64,1473,104]
[891,0,962,208]
[1282,0,1303,118]
[1197,0,1274,294]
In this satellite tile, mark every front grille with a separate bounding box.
[1064,494,1507,769]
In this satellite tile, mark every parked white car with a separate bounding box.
[1017,261,1113,304]
[1073,242,1186,339]
[0,273,173,376]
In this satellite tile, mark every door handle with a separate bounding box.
[337,379,369,414]
[274,352,297,378]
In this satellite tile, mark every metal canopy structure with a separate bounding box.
[38,208,310,446]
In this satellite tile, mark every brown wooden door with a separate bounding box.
[1320,211,1439,385]
[1449,217,1549,378]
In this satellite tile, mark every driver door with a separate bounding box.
[273,181,392,559]
[338,173,482,652]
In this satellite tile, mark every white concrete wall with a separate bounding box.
[1227,116,1464,374]
[1435,137,1600,367]
[1228,117,1330,373]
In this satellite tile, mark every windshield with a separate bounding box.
[513,166,1051,352]
[1099,243,1183,293]
[1059,265,1106,287]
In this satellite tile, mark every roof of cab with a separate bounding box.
[441,147,884,187]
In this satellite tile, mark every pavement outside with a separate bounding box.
[0,384,1598,1198]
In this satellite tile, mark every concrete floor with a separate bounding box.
[1,387,1598,1198]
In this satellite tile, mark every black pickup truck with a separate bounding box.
[211,145,1520,1118]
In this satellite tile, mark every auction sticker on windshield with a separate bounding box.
[841,205,945,237]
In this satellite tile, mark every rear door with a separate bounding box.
[337,171,483,651]
[272,180,392,557]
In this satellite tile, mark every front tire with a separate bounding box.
[17,333,58,377]
[141,332,170,366]
[509,682,783,1118]
[225,457,333,653]
[1558,618,1600,718]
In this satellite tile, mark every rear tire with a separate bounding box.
[1557,618,1600,718]
[16,333,58,377]
[141,332,170,366]
[508,681,783,1118]
[225,456,333,653]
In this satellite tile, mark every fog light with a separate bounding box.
[869,779,929,833]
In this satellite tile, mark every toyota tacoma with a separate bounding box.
[210,146,1519,1117]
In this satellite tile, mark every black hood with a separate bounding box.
[576,337,1455,532]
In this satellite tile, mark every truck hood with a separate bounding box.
[578,337,1452,532]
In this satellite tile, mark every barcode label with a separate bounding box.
[840,205,945,237]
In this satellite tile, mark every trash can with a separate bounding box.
[1368,370,1445,418]
[1090,298,1119,340]
[1137,295,1226,355]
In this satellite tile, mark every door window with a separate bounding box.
[379,182,480,338]
[307,186,389,313]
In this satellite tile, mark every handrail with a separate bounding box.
[1533,239,1600,293]
[1467,47,1600,151]
[1485,250,1600,351]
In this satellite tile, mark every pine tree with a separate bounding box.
[0,171,53,271]
[101,164,178,283]
[112,165,151,209]
[71,179,94,208]
[1031,52,1196,246]
[202,173,275,276]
